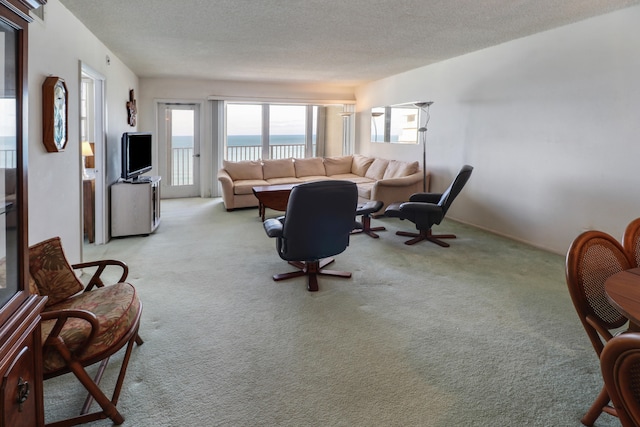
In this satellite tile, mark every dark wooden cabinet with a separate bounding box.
[0,1,47,426]
[0,295,46,427]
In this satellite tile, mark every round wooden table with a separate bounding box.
[605,267,640,326]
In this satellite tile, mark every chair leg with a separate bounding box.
[396,229,456,247]
[351,215,386,238]
[272,258,351,292]
[80,357,110,415]
[46,319,142,427]
[46,343,125,426]
[81,330,144,414]
[580,385,617,426]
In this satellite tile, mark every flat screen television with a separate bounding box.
[121,132,152,182]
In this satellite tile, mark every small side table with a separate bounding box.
[352,201,386,238]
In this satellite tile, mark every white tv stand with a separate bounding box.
[111,176,161,237]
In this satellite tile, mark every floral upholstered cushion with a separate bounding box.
[27,273,40,296]
[29,237,84,306]
[41,282,142,374]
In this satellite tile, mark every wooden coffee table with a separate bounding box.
[252,183,298,221]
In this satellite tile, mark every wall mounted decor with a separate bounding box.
[127,89,137,126]
[42,76,68,152]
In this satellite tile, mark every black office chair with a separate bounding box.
[385,165,473,246]
[263,180,358,291]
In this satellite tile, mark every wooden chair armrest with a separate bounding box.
[72,259,128,291]
[41,309,100,350]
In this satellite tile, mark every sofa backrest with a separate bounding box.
[221,155,420,181]
[263,158,295,179]
[294,157,326,177]
[223,160,264,180]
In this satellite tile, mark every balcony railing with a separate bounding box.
[225,144,312,161]
[0,150,16,169]
[172,147,193,186]
[170,144,318,187]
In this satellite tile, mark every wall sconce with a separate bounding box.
[82,141,94,179]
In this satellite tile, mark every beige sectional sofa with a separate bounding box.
[217,154,427,214]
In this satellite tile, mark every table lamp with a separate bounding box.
[82,141,94,179]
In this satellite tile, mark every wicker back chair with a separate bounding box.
[566,230,633,426]
[601,333,640,427]
[623,218,640,268]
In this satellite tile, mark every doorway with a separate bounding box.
[158,103,201,198]
[80,63,106,247]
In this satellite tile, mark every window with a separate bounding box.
[224,103,322,161]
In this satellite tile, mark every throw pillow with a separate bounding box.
[29,237,84,306]
[351,154,374,176]
[223,160,263,181]
[383,160,419,179]
[365,158,389,180]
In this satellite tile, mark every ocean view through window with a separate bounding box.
[225,103,319,161]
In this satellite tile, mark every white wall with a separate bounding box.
[355,5,640,254]
[28,0,138,262]
[138,78,355,197]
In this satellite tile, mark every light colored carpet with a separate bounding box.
[44,197,619,426]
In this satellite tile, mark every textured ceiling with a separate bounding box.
[59,0,639,87]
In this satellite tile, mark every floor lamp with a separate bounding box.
[415,101,433,192]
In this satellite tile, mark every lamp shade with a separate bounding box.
[82,141,94,156]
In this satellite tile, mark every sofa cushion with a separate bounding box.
[324,155,353,176]
[266,177,304,185]
[330,173,373,184]
[365,158,389,180]
[295,157,326,177]
[352,155,374,176]
[357,182,375,199]
[234,179,270,195]
[223,160,263,181]
[263,158,295,179]
[383,160,419,179]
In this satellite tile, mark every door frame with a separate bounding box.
[80,62,107,245]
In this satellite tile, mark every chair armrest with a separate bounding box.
[72,259,128,291]
[375,172,423,188]
[399,201,442,215]
[217,169,236,210]
[409,192,442,203]
[263,217,284,238]
[41,308,99,350]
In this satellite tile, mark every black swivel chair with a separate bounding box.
[384,165,473,246]
[263,180,358,292]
